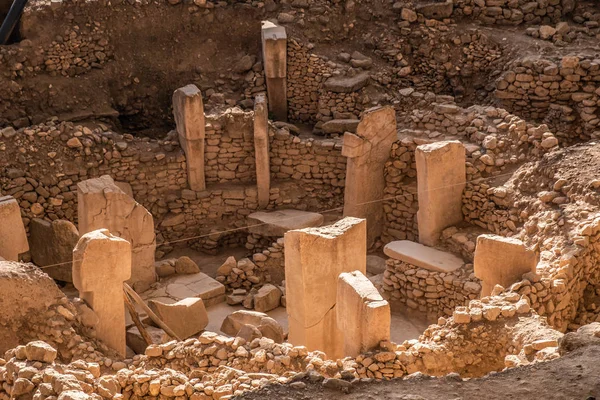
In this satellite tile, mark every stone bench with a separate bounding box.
[383,240,464,273]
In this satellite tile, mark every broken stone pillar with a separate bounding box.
[285,217,367,359]
[415,141,466,246]
[254,93,270,208]
[29,218,79,282]
[337,270,390,357]
[474,234,537,297]
[261,21,287,121]
[342,106,397,247]
[73,229,131,357]
[173,84,206,191]
[77,175,156,289]
[0,196,28,261]
[148,298,208,340]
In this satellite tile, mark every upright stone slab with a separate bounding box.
[474,234,537,297]
[254,93,270,208]
[342,106,397,247]
[29,218,79,282]
[285,217,367,359]
[415,141,466,246]
[73,229,131,357]
[77,175,156,288]
[261,21,287,121]
[173,84,206,191]
[337,271,390,357]
[0,196,28,261]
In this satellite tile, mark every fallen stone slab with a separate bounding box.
[29,218,79,282]
[383,240,464,273]
[247,209,324,237]
[144,272,226,307]
[321,119,360,134]
[254,284,282,313]
[148,297,208,339]
[126,326,168,354]
[220,310,284,343]
[324,72,370,93]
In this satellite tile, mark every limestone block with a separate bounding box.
[474,234,537,297]
[77,175,156,287]
[261,21,287,121]
[253,284,282,313]
[247,209,324,237]
[148,297,208,339]
[337,271,390,357]
[415,141,466,246]
[24,341,57,363]
[285,217,367,359]
[144,272,225,307]
[29,218,79,282]
[73,229,132,357]
[383,240,464,273]
[0,196,29,261]
[220,310,284,343]
[173,84,206,191]
[254,94,270,208]
[126,326,168,355]
[343,106,397,246]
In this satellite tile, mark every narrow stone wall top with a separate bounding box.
[384,240,464,273]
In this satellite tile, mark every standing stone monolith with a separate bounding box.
[0,196,29,261]
[415,140,466,246]
[29,218,79,282]
[342,106,397,247]
[337,270,390,357]
[73,229,131,357]
[474,234,537,297]
[285,217,367,359]
[261,21,287,121]
[254,93,270,208]
[173,84,206,191]
[77,175,156,289]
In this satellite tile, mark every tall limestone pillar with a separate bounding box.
[261,21,287,121]
[284,217,367,359]
[342,106,397,247]
[173,84,206,191]
[73,229,131,357]
[415,140,466,246]
[254,93,270,208]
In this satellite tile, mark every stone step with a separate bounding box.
[383,240,464,273]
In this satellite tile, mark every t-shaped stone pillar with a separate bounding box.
[284,217,367,359]
[474,234,537,297]
[0,196,29,261]
[173,84,206,191]
[73,229,131,357]
[342,106,397,247]
[337,270,390,357]
[415,140,466,246]
[254,93,270,209]
[261,21,287,121]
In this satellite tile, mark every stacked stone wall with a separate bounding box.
[451,0,572,25]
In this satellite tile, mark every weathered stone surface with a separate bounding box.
[247,209,324,236]
[261,21,287,121]
[126,326,168,355]
[337,271,390,357]
[149,297,208,339]
[324,72,370,93]
[254,93,270,208]
[29,218,79,282]
[285,217,367,359]
[474,235,537,297]
[144,272,225,307]
[416,141,466,246]
[77,175,156,288]
[415,0,453,19]
[24,341,57,363]
[384,240,464,273]
[343,106,397,246]
[253,284,282,313]
[321,119,360,134]
[220,310,284,343]
[0,196,29,261]
[174,256,200,274]
[73,229,132,357]
[173,84,206,191]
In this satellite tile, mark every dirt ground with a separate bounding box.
[237,344,600,400]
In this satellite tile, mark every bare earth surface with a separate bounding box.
[236,345,600,400]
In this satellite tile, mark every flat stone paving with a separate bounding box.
[384,240,464,273]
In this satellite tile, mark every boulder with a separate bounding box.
[29,218,79,282]
[175,256,200,274]
[148,298,208,339]
[253,284,282,313]
[25,341,57,363]
[321,119,360,134]
[220,310,284,343]
[217,256,237,276]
